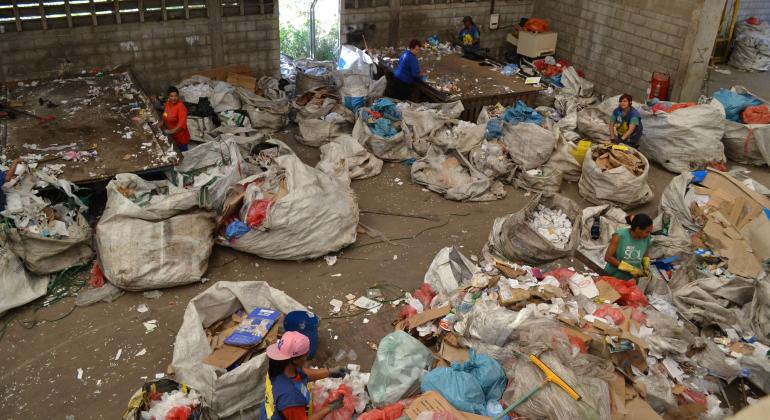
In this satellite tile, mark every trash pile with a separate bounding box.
[123,378,202,420]
[292,86,356,147]
[714,86,770,167]
[338,45,387,113]
[486,193,580,265]
[579,143,653,208]
[729,18,770,72]
[176,73,290,135]
[528,204,573,250]
[1,164,93,274]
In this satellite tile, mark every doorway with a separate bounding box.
[279,0,341,61]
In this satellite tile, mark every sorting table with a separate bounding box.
[379,52,544,122]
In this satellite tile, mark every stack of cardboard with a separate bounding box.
[692,169,770,277]
[592,145,645,176]
[202,308,282,370]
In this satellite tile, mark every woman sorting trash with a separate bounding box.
[608,93,644,148]
[162,86,191,152]
[604,213,653,280]
[260,332,349,420]
[391,39,425,101]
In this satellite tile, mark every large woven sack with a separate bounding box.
[578,145,653,209]
[499,122,556,170]
[639,101,726,173]
[172,281,306,418]
[411,146,505,202]
[6,213,93,274]
[485,193,581,265]
[223,155,359,260]
[95,174,216,290]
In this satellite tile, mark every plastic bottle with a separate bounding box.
[590,216,601,240]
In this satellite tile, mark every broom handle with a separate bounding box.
[494,379,548,420]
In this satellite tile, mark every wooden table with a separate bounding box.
[1,70,177,186]
[379,53,544,121]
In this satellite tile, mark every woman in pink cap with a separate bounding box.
[260,331,349,420]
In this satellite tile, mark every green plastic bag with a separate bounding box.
[368,331,433,406]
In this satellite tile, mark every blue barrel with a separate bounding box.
[283,311,319,359]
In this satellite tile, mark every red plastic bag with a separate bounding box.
[668,102,696,112]
[358,401,406,420]
[399,304,417,320]
[164,405,192,420]
[593,304,625,325]
[596,276,649,308]
[746,17,761,25]
[89,262,105,288]
[320,384,356,420]
[524,18,549,33]
[542,268,576,286]
[742,105,770,124]
[414,283,436,308]
[630,308,647,325]
[245,199,271,229]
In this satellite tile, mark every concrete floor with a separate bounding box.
[3,66,770,419]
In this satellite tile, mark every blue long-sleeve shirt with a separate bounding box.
[394,50,420,84]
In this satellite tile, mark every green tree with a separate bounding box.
[280,11,339,61]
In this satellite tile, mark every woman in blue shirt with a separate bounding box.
[391,39,424,101]
[608,93,644,147]
[459,16,481,47]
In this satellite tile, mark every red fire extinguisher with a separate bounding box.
[649,72,670,100]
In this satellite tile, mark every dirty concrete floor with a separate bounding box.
[3,71,770,419]
[707,64,770,98]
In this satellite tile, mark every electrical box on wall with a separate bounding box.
[489,14,500,30]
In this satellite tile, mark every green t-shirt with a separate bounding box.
[604,228,651,280]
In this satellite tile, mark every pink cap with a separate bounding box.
[266,331,310,361]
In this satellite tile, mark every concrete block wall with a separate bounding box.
[533,0,696,101]
[399,0,534,58]
[221,15,280,80]
[342,0,535,59]
[734,0,770,22]
[0,14,279,94]
[341,5,393,47]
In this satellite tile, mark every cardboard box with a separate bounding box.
[439,340,470,364]
[186,64,255,81]
[499,284,532,306]
[595,280,621,303]
[407,305,451,330]
[224,307,281,347]
[703,211,762,278]
[226,72,257,91]
[405,391,490,420]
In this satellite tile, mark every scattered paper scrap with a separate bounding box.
[135,348,147,357]
[114,348,122,361]
[137,304,149,313]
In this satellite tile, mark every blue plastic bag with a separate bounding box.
[225,220,249,240]
[371,118,398,138]
[485,118,504,140]
[714,89,763,122]
[421,366,486,414]
[344,96,366,113]
[501,64,519,76]
[371,97,401,120]
[502,100,544,126]
[455,349,508,401]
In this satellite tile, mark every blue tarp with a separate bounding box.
[714,89,763,122]
[485,100,543,139]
